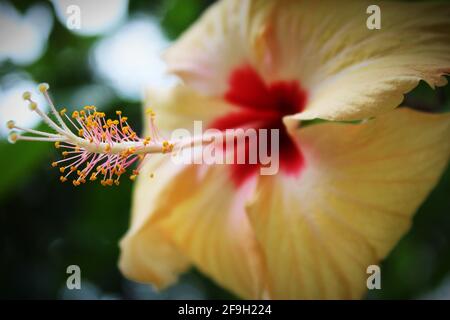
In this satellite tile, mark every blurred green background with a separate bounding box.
[0,0,449,299]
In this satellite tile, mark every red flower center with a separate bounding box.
[210,65,307,187]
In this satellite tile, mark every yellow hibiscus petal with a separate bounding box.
[164,0,274,96]
[152,166,267,299]
[268,0,450,121]
[248,108,450,299]
[119,156,191,288]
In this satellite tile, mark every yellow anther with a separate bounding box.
[120,117,128,123]
[80,110,85,116]
[22,91,31,100]
[129,175,137,181]
[132,170,139,176]
[51,161,58,167]
[60,108,67,116]
[62,151,69,157]
[70,166,76,172]
[145,108,155,117]
[143,137,151,146]
[89,174,97,181]
[106,179,113,186]
[59,167,66,173]
[8,132,19,144]
[114,180,120,186]
[38,83,49,93]
[60,176,67,183]
[54,141,60,149]
[116,110,122,116]
[122,126,129,134]
[104,144,111,153]
[28,102,37,111]
[72,111,79,118]
[72,180,80,186]
[78,129,84,136]
[6,120,15,130]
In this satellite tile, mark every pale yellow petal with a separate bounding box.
[269,0,450,121]
[121,85,237,289]
[164,0,275,96]
[119,156,191,288]
[152,166,266,299]
[248,108,450,299]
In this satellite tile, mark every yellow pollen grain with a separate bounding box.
[6,120,15,130]
[22,91,31,100]
[38,83,49,93]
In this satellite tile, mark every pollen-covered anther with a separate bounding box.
[38,83,49,93]
[6,120,15,130]
[22,91,31,100]
[145,108,156,118]
[143,137,151,146]
[28,102,37,111]
[8,132,18,144]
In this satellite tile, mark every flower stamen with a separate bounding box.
[7,83,171,186]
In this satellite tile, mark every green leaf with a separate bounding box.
[0,129,52,200]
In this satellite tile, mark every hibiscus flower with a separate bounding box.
[118,0,450,299]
